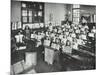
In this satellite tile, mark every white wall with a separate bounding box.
[11,1,21,22]
[11,1,72,25]
[44,3,67,25]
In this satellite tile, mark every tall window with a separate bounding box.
[21,2,44,24]
[72,4,80,24]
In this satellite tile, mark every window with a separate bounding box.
[28,10,32,23]
[22,10,28,23]
[21,2,44,24]
[72,4,80,24]
[73,4,80,8]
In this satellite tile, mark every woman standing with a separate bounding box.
[24,25,32,51]
[24,25,31,40]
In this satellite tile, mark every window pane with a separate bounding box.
[34,17,38,23]
[73,9,80,13]
[22,3,26,8]
[34,12,37,17]
[38,11,42,16]
[73,13,76,17]
[39,5,42,9]
[29,16,32,23]
[23,17,27,22]
[73,10,76,13]
[73,4,80,8]
[28,10,32,16]
[22,10,27,16]
[34,4,36,8]
[77,14,80,17]
[73,18,80,23]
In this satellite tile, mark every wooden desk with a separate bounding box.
[44,46,56,65]
[44,45,95,69]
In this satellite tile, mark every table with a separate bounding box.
[44,46,55,65]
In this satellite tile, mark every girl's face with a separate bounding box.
[26,26,29,29]
[18,32,21,35]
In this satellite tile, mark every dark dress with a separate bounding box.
[24,29,32,52]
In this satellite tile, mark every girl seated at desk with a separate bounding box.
[51,37,56,49]
[62,40,72,54]
[61,36,67,46]
[71,38,79,55]
[88,30,95,43]
[15,31,24,48]
[31,31,37,39]
[91,26,96,34]
[55,38,60,50]
[71,31,76,38]
[41,31,45,38]
[36,32,43,47]
[81,32,87,44]
[44,37,51,46]
[77,37,85,45]
[72,38,79,50]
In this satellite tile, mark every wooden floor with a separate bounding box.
[11,43,96,74]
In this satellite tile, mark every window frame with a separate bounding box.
[72,4,80,23]
[21,2,44,24]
